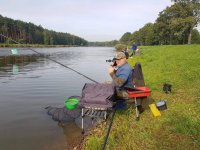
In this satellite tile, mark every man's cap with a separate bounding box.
[113,52,126,60]
[122,50,129,59]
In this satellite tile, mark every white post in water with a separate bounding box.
[81,108,84,134]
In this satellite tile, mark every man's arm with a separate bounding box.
[110,72,126,87]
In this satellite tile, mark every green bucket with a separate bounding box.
[65,98,79,110]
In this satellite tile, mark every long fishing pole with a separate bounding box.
[0,33,99,84]
[102,107,117,150]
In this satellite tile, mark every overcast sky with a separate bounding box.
[0,0,172,42]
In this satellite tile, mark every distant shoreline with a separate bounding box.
[0,43,84,48]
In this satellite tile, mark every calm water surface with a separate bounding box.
[0,47,115,150]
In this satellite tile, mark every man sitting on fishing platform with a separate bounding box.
[46,51,146,126]
[108,51,144,113]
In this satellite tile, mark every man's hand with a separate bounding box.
[108,66,115,75]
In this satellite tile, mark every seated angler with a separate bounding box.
[107,52,144,113]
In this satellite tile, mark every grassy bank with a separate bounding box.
[82,45,200,150]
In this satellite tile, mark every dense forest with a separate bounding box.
[88,40,118,47]
[0,15,88,46]
[119,0,200,46]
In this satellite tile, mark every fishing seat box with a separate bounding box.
[127,87,151,98]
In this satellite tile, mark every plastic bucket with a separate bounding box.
[156,101,167,111]
[65,98,79,110]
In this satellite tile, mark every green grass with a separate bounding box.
[83,45,200,150]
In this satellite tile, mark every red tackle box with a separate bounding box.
[127,86,151,98]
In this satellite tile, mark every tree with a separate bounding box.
[138,23,155,45]
[154,1,200,44]
[191,28,200,43]
[0,14,88,46]
[170,0,200,44]
[120,32,131,45]
[129,31,141,45]
[118,0,200,45]
[129,23,155,46]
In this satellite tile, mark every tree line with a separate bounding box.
[88,40,118,47]
[0,15,88,46]
[119,0,200,46]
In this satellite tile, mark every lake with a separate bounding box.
[0,47,115,150]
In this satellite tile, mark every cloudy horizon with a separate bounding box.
[1,0,173,42]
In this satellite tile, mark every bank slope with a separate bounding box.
[83,45,200,150]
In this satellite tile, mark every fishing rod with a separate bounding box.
[102,107,117,150]
[0,33,99,84]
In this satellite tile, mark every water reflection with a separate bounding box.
[58,122,83,149]
[0,47,114,150]
[12,64,19,75]
[0,54,46,79]
[0,47,84,78]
